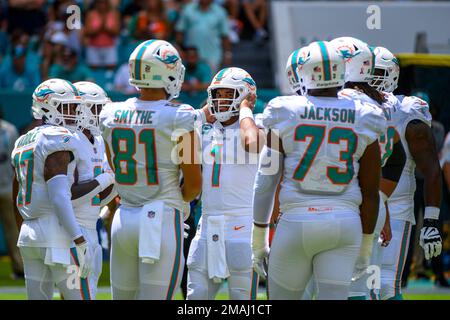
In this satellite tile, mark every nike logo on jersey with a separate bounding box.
[234,226,245,231]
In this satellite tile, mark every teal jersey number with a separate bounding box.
[211,144,222,187]
[380,126,396,167]
[112,128,158,185]
[292,125,358,185]
[13,149,34,206]
[91,166,102,206]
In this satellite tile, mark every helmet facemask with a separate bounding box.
[39,100,81,131]
[77,102,104,136]
[207,86,247,123]
[370,67,398,93]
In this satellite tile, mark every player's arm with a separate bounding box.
[44,151,85,243]
[12,173,22,230]
[44,150,93,278]
[239,94,265,153]
[379,133,406,245]
[359,140,381,234]
[252,131,284,279]
[179,131,202,202]
[70,169,115,205]
[353,140,381,280]
[406,119,442,259]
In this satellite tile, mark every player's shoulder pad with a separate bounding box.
[339,88,377,105]
[173,103,196,133]
[401,95,432,127]
[39,125,77,156]
[262,95,302,129]
[357,101,387,139]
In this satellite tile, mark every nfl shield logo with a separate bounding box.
[212,234,219,242]
[147,211,156,219]
[93,147,97,154]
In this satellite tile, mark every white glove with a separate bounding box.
[420,219,442,260]
[352,233,374,282]
[74,241,94,279]
[251,225,269,280]
[184,223,190,239]
[95,172,115,192]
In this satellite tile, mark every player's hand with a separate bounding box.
[251,224,269,280]
[240,93,257,111]
[95,171,115,191]
[420,219,442,260]
[74,240,94,279]
[352,255,370,282]
[351,233,374,282]
[380,219,392,247]
[183,223,190,239]
[201,104,216,123]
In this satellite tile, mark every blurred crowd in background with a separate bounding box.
[0,0,268,96]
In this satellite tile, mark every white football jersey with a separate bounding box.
[100,98,197,211]
[387,95,432,223]
[70,131,110,229]
[11,125,77,247]
[339,88,399,168]
[201,120,259,217]
[262,95,386,213]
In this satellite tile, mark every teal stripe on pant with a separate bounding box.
[70,247,91,300]
[250,271,259,300]
[394,221,410,297]
[166,209,182,300]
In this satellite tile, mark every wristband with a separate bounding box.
[95,172,114,191]
[239,107,253,123]
[424,206,440,220]
[360,233,374,259]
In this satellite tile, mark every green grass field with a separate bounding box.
[1,257,449,300]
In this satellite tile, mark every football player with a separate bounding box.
[11,79,112,299]
[66,81,117,299]
[99,40,202,300]
[251,41,386,299]
[330,37,407,300]
[369,47,443,300]
[186,67,260,300]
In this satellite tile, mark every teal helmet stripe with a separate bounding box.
[317,41,332,81]
[215,68,229,81]
[369,46,376,75]
[291,49,300,82]
[65,80,79,95]
[135,39,156,81]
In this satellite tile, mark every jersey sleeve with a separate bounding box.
[401,96,432,128]
[261,96,293,130]
[39,127,78,160]
[173,104,196,139]
[99,102,118,141]
[254,113,265,129]
[357,102,387,145]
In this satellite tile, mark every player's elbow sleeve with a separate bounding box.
[47,175,82,240]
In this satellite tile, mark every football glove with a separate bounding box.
[184,223,190,239]
[74,241,94,279]
[352,233,374,282]
[420,219,442,260]
[251,225,269,280]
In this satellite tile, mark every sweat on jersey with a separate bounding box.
[261,94,387,214]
